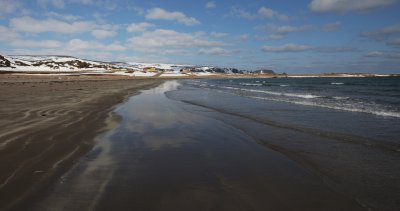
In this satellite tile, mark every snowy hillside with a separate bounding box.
[124,62,189,71]
[0,54,267,76]
[0,55,128,72]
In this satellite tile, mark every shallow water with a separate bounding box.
[180,78,400,147]
[35,80,370,211]
[36,80,400,210]
[194,77,400,118]
[168,79,400,210]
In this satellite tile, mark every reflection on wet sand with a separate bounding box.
[35,81,364,211]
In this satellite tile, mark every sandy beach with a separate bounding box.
[1,76,399,211]
[0,74,162,210]
[1,0,400,209]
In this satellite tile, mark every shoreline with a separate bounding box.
[1,72,399,79]
[1,75,398,210]
[34,80,365,210]
[0,74,163,210]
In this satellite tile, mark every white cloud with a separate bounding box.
[210,32,228,38]
[321,21,342,32]
[258,23,341,40]
[70,0,117,10]
[129,6,145,16]
[91,29,117,39]
[46,12,81,21]
[0,26,19,42]
[70,0,94,4]
[258,24,314,40]
[262,34,285,40]
[67,39,100,51]
[37,0,65,8]
[107,42,126,51]
[10,39,63,48]
[262,44,314,53]
[229,6,289,21]
[128,29,225,53]
[8,38,126,60]
[269,25,314,34]
[145,8,200,26]
[10,16,94,34]
[0,0,22,15]
[67,39,126,51]
[361,24,400,41]
[199,47,230,56]
[387,38,400,46]
[238,34,250,41]
[261,44,355,53]
[126,22,154,33]
[309,0,396,13]
[257,7,275,18]
[258,6,289,21]
[316,47,357,53]
[362,51,400,59]
[205,2,216,9]
[229,7,257,20]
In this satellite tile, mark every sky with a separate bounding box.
[0,0,399,73]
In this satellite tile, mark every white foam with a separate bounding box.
[288,76,320,78]
[240,83,262,86]
[250,96,400,118]
[333,96,349,100]
[331,82,344,85]
[223,86,321,99]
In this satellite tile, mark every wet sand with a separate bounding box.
[34,81,365,211]
[0,74,162,210]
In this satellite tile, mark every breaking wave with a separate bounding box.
[251,96,400,118]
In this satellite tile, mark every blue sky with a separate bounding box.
[0,0,399,73]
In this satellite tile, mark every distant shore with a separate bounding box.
[0,71,399,79]
[0,74,162,210]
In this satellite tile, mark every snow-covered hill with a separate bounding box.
[0,54,267,76]
[0,55,129,72]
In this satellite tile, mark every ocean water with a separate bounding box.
[169,77,400,147]
[188,77,400,118]
[165,77,400,209]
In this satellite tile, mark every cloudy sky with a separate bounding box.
[0,0,399,73]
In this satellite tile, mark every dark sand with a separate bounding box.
[0,74,162,210]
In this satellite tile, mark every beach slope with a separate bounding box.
[0,75,162,210]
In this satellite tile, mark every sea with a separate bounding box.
[183,77,400,118]
[168,77,400,147]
